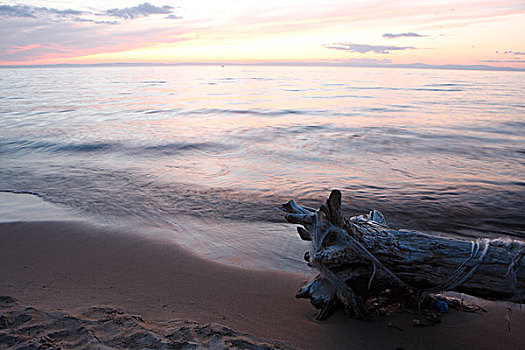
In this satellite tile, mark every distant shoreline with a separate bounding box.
[1,61,523,72]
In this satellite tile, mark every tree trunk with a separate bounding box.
[281,190,525,320]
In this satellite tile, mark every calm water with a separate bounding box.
[1,65,524,271]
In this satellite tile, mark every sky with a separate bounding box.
[1,0,524,68]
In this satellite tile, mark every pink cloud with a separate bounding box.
[4,43,41,54]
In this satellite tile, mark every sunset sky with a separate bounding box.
[1,0,524,68]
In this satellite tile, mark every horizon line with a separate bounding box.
[0,61,523,72]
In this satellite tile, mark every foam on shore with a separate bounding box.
[0,192,81,223]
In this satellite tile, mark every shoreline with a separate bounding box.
[1,220,524,349]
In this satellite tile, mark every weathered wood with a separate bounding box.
[282,190,525,320]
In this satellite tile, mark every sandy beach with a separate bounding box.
[1,220,524,349]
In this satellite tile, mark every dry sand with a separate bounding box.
[1,220,524,349]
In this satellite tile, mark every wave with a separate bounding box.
[0,139,235,157]
[0,189,45,198]
[183,108,307,117]
[414,88,464,92]
[1,154,524,237]
[56,143,115,152]
[142,142,235,156]
[343,86,464,92]
[0,140,116,154]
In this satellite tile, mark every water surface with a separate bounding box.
[1,65,523,271]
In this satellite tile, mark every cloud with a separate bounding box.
[333,58,393,64]
[503,51,525,56]
[104,3,174,20]
[73,18,119,25]
[0,4,185,64]
[41,7,85,17]
[0,4,36,18]
[0,4,85,19]
[325,43,415,54]
[480,59,525,63]
[0,3,180,23]
[382,32,425,39]
[0,2,184,64]
[2,44,72,61]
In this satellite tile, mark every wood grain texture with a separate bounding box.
[282,190,525,320]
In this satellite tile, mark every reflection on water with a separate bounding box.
[0,65,524,270]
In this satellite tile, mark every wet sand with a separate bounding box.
[1,220,524,349]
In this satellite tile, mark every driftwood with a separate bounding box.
[281,190,525,320]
